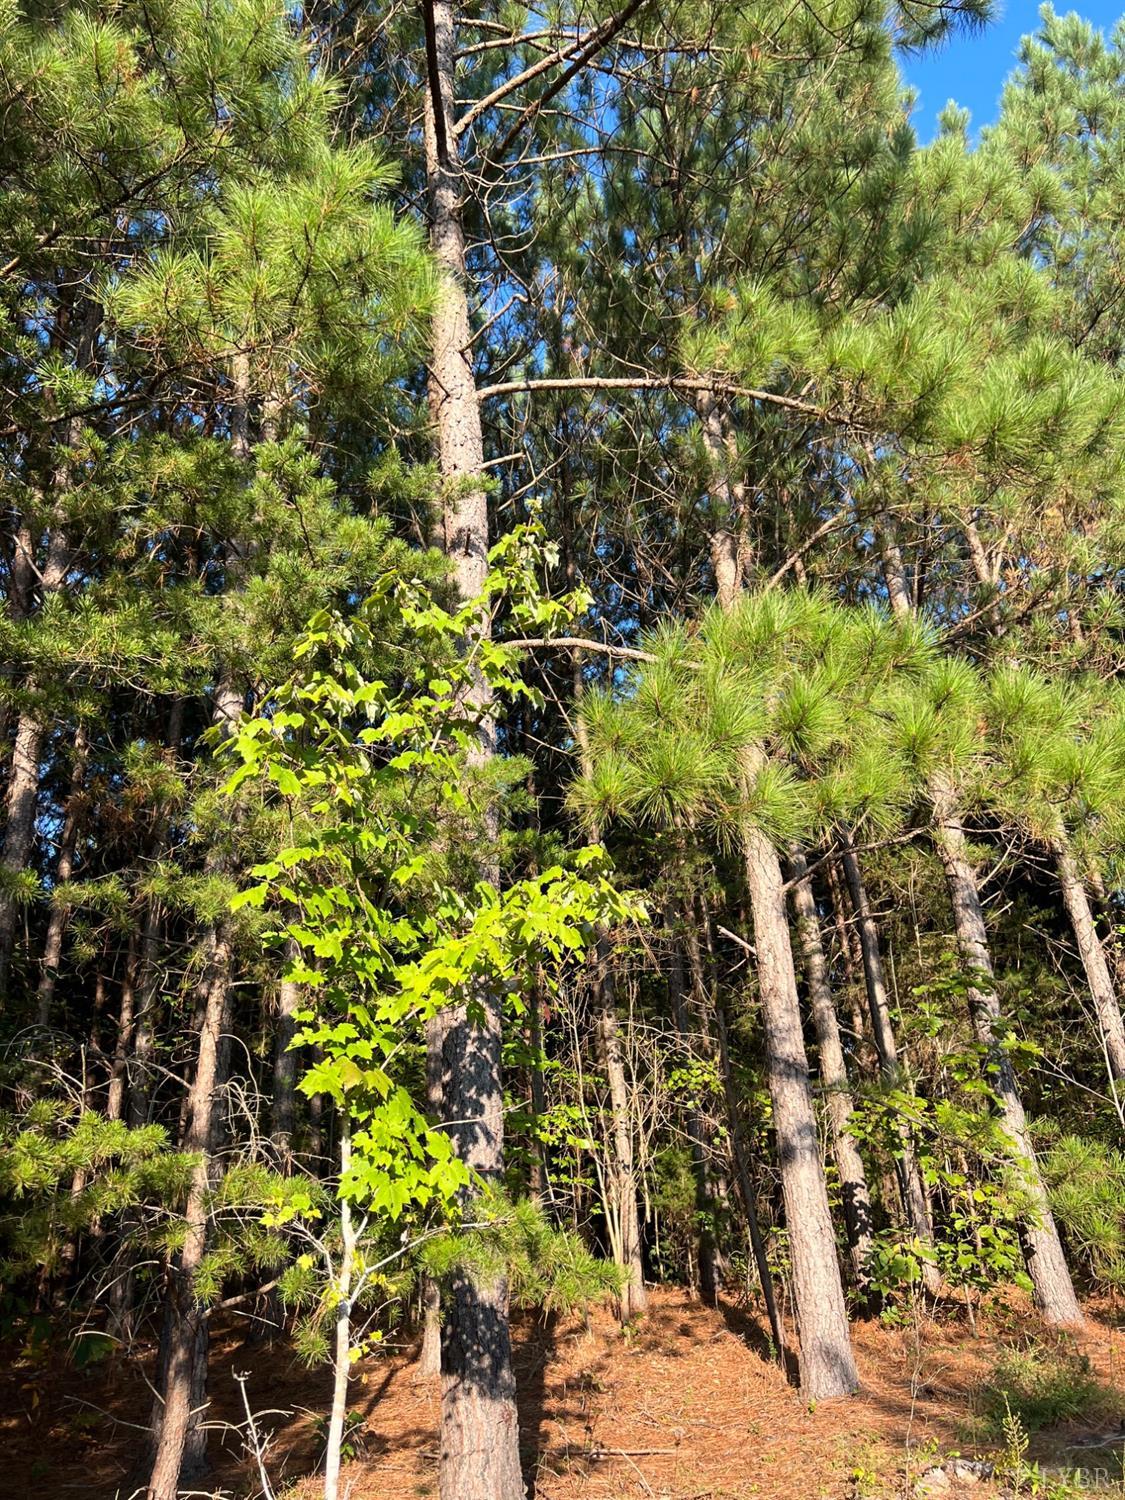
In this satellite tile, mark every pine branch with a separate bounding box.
[489,0,653,159]
[456,23,626,137]
[476,373,833,423]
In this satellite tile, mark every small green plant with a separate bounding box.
[979,1344,1104,1437]
[313,1408,367,1466]
[998,1397,1032,1485]
[993,1401,1093,1499]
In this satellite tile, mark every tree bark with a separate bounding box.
[1053,831,1125,1089]
[742,815,858,1399]
[423,8,523,1495]
[788,849,873,1291]
[0,712,48,986]
[930,780,1082,1324]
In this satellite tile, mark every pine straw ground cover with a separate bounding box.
[2,1288,1123,1499]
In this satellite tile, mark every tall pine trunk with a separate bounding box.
[422,8,524,1495]
[1052,831,1125,1089]
[877,502,1083,1304]
[0,521,71,984]
[788,849,873,1290]
[931,781,1082,1324]
[145,925,233,1500]
[706,454,855,1396]
[742,815,858,1398]
[146,360,249,1497]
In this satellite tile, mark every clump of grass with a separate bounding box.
[977,1344,1105,1436]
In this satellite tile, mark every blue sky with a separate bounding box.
[903,2,1125,141]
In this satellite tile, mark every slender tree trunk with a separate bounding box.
[839,833,939,1290]
[698,885,781,1348]
[0,520,36,751]
[704,493,854,1393]
[145,928,232,1500]
[569,597,646,1321]
[423,11,523,1493]
[742,815,858,1399]
[682,905,734,1294]
[1053,832,1125,1089]
[592,939,647,1319]
[146,361,250,1497]
[418,1009,447,1378]
[788,849,873,1291]
[667,896,719,1305]
[270,937,302,1167]
[36,724,88,1025]
[107,933,137,1124]
[710,981,785,1358]
[930,780,1082,1323]
[324,1119,357,1500]
[526,966,551,1203]
[122,703,184,1129]
[0,711,49,986]
[127,904,164,1128]
[825,854,860,985]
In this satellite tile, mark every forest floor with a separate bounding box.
[4,1287,1125,1500]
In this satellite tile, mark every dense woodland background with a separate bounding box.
[4,2,1125,1497]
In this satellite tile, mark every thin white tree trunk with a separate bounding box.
[593,945,648,1318]
[324,1121,357,1500]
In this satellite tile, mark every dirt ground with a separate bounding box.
[3,1288,1123,1499]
